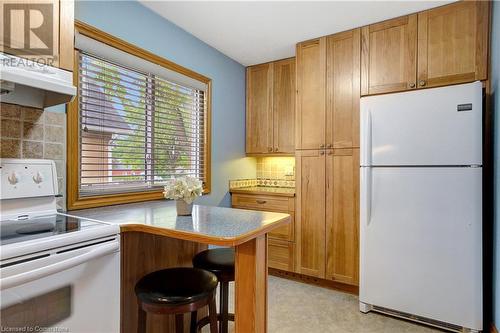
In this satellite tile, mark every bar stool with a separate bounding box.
[192,248,235,333]
[135,267,219,333]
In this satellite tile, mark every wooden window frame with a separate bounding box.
[67,21,211,210]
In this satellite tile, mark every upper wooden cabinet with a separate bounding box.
[296,38,326,150]
[273,58,296,153]
[417,1,489,88]
[246,58,295,154]
[0,0,74,71]
[361,1,490,95]
[296,31,360,150]
[327,29,361,149]
[361,15,418,95]
[246,63,273,154]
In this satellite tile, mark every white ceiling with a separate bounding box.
[140,1,455,66]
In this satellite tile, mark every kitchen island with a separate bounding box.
[71,200,290,333]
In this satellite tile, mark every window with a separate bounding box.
[68,22,211,209]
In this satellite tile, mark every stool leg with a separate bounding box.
[190,311,198,333]
[137,304,146,333]
[219,282,229,333]
[208,295,218,333]
[175,314,184,333]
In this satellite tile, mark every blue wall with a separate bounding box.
[75,0,255,207]
[493,0,500,329]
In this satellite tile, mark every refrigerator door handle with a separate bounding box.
[361,167,372,226]
[361,108,372,166]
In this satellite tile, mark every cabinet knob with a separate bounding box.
[274,147,279,152]
[256,200,267,204]
[319,151,325,156]
[319,144,325,149]
[419,80,426,87]
[409,82,416,88]
[327,150,333,156]
[267,147,272,152]
[327,144,332,148]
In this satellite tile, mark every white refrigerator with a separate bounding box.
[359,81,483,332]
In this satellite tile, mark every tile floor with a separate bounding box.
[204,276,443,333]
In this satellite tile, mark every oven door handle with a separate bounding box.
[0,241,119,290]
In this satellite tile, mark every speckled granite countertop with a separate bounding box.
[229,186,295,197]
[70,200,290,246]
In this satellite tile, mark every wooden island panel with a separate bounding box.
[121,232,207,333]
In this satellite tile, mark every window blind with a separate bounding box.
[78,52,206,196]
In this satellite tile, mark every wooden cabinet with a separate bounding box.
[295,150,326,278]
[361,1,490,95]
[246,63,273,154]
[296,31,360,150]
[327,29,361,149]
[417,1,489,88]
[296,148,359,285]
[246,58,295,155]
[361,15,418,95]
[273,58,296,153]
[231,193,296,272]
[0,0,74,71]
[325,148,359,285]
[296,38,326,150]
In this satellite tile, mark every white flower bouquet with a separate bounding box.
[163,176,203,215]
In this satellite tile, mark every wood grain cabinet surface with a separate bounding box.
[231,193,296,272]
[0,0,74,71]
[417,1,489,88]
[296,38,327,150]
[295,148,359,285]
[361,15,418,95]
[246,58,295,155]
[326,29,361,149]
[295,149,326,278]
[325,148,359,286]
[246,63,273,154]
[361,1,490,95]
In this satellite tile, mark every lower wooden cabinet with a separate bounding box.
[268,239,295,272]
[296,148,360,286]
[231,193,296,272]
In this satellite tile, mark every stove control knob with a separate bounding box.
[8,171,19,185]
[33,172,43,184]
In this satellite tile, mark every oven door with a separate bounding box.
[0,236,120,333]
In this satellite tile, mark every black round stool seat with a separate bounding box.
[192,248,235,333]
[192,248,235,281]
[134,267,219,333]
[135,267,218,306]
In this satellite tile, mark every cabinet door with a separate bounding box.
[326,148,359,285]
[361,15,417,95]
[296,150,326,278]
[268,239,295,272]
[417,1,489,88]
[273,58,296,153]
[296,38,326,150]
[246,63,273,154]
[326,29,361,149]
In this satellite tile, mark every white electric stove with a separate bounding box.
[0,158,120,332]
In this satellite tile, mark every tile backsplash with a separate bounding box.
[256,156,295,181]
[0,103,67,209]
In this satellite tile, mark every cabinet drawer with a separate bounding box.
[268,239,295,272]
[231,194,293,212]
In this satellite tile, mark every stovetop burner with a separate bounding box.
[0,214,103,246]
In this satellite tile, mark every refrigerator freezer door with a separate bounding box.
[360,81,482,166]
[359,166,482,330]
